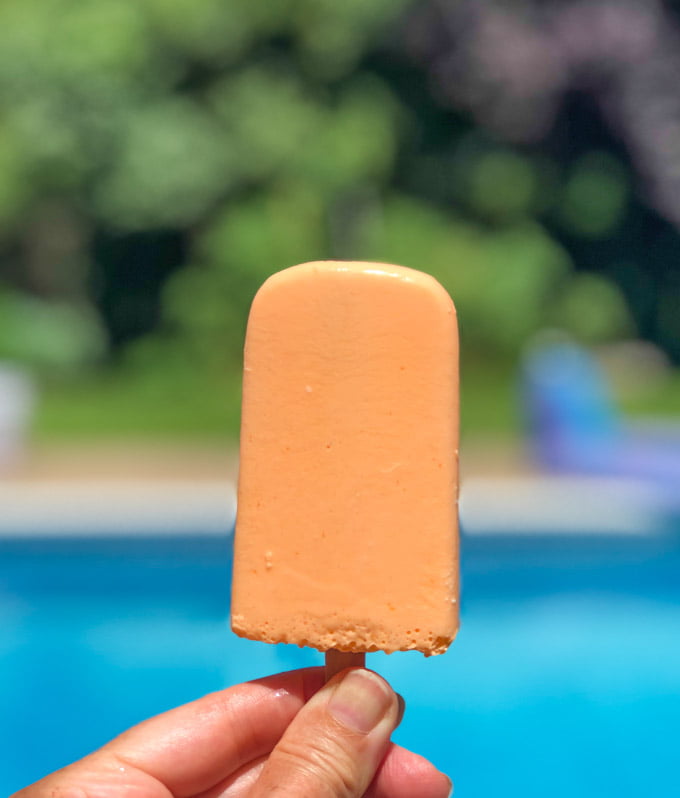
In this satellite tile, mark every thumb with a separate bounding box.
[250,667,401,797]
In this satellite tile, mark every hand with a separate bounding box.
[13,666,452,797]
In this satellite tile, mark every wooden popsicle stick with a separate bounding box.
[324,650,366,682]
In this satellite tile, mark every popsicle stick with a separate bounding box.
[325,650,366,682]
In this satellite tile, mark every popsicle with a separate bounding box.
[231,261,459,661]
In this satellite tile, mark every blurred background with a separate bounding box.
[1,1,679,796]
[0,0,677,459]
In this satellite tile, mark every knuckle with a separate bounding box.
[274,733,359,797]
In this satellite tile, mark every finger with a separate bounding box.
[107,666,325,796]
[14,667,325,798]
[250,667,400,798]
[365,743,453,798]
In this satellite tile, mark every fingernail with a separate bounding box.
[396,693,406,727]
[328,669,394,733]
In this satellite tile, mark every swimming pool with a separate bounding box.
[1,492,679,796]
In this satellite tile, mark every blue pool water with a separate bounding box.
[1,528,679,796]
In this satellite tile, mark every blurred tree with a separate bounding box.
[0,0,676,437]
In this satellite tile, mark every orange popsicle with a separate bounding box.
[231,261,459,656]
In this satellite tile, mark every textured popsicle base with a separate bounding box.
[231,612,456,656]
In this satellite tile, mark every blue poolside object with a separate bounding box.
[1,524,679,797]
[522,341,680,510]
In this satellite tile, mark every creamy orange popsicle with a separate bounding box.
[231,261,459,655]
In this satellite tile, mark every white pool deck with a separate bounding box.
[0,475,669,537]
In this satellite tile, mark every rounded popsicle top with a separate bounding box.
[251,260,456,320]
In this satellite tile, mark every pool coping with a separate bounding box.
[0,475,669,538]
[0,480,237,537]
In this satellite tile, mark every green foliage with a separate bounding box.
[0,289,106,370]
[466,150,539,221]
[0,0,658,438]
[34,365,242,439]
[144,0,263,62]
[95,98,234,228]
[553,273,633,343]
[559,152,629,238]
[291,0,412,79]
[0,127,30,227]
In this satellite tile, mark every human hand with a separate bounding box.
[13,666,452,797]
